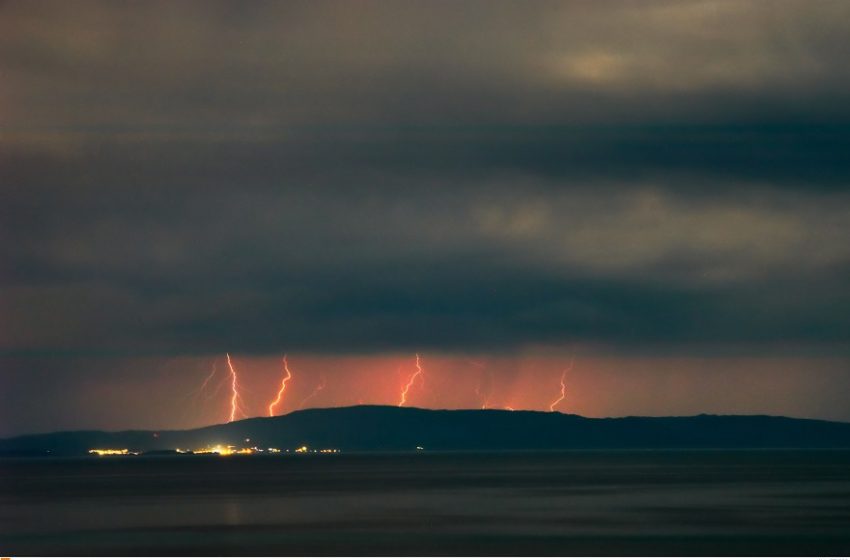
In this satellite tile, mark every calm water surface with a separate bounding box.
[2,450,850,555]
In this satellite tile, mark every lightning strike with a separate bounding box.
[209,370,230,399]
[473,366,494,409]
[268,355,294,417]
[398,353,424,407]
[196,360,218,394]
[298,374,327,409]
[549,358,574,412]
[225,353,245,423]
[179,360,223,428]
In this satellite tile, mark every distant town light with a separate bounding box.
[89,449,132,456]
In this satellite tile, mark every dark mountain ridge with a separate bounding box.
[3,405,850,456]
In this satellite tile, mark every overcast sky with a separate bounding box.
[2,1,849,435]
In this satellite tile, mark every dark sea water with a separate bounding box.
[2,450,850,556]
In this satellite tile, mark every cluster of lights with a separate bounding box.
[295,445,340,454]
[178,444,257,455]
[89,449,138,456]
[174,443,340,455]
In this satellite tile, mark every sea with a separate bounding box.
[2,449,849,555]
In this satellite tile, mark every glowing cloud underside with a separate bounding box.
[268,355,294,417]
[398,353,424,407]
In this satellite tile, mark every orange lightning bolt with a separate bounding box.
[469,359,487,408]
[187,360,219,400]
[198,360,218,393]
[298,375,327,409]
[225,353,244,423]
[398,353,423,407]
[208,369,230,399]
[268,355,294,417]
[475,377,492,409]
[179,360,221,427]
[473,367,493,409]
[549,358,574,412]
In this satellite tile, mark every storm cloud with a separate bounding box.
[2,1,850,433]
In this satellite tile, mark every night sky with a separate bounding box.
[2,1,850,436]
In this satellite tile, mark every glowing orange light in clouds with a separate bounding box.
[398,353,424,407]
[549,358,574,412]
[225,353,243,422]
[268,355,294,417]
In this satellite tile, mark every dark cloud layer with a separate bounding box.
[2,0,850,358]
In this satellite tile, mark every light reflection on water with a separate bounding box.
[2,450,850,555]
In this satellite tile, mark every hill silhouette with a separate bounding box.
[3,405,850,456]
